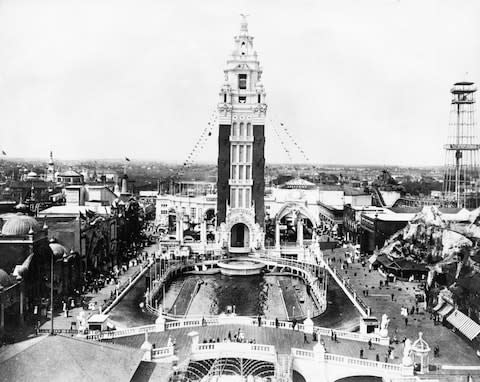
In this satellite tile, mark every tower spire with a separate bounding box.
[240,13,249,34]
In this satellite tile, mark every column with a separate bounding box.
[179,218,184,244]
[275,220,280,249]
[175,216,181,241]
[200,220,207,245]
[297,217,303,247]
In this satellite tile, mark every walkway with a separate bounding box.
[38,247,156,332]
[323,246,480,367]
[105,323,393,364]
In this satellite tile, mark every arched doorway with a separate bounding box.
[230,223,249,248]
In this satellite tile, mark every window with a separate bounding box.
[258,94,261,103]
[246,145,252,162]
[238,188,244,208]
[245,188,251,207]
[246,165,251,180]
[239,165,245,180]
[232,165,237,180]
[231,145,237,162]
[239,145,244,163]
[238,74,247,89]
[230,189,236,208]
[247,123,252,137]
[190,208,196,219]
[239,96,246,103]
[239,122,245,137]
[224,94,227,103]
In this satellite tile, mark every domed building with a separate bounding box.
[0,214,52,334]
[48,240,80,296]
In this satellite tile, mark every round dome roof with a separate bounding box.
[49,242,67,258]
[1,215,41,236]
[27,171,38,178]
[0,269,13,287]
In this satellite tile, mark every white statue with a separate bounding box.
[380,314,390,330]
[402,338,413,366]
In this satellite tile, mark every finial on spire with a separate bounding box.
[240,13,249,34]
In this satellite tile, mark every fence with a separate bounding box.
[152,345,174,359]
[292,348,413,375]
[192,342,276,362]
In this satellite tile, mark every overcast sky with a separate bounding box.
[0,0,479,166]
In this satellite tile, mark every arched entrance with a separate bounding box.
[230,223,249,248]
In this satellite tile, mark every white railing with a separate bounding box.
[152,345,174,359]
[93,324,160,340]
[192,342,276,362]
[291,348,413,376]
[160,315,389,346]
[291,348,315,359]
[320,258,370,318]
[325,353,411,373]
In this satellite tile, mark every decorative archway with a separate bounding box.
[274,202,317,246]
[230,223,249,248]
[276,202,318,227]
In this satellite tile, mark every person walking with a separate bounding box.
[275,317,279,328]
[359,349,364,359]
[405,317,408,327]
[376,353,380,362]
[391,293,394,301]
[368,339,372,350]
[304,333,308,344]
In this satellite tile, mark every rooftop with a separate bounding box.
[0,334,143,382]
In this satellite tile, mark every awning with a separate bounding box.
[437,304,454,318]
[446,309,480,340]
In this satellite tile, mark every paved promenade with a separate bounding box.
[324,246,480,367]
[107,323,393,364]
[38,257,151,332]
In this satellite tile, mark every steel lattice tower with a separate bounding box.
[443,81,479,208]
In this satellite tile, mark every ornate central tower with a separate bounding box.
[217,17,267,252]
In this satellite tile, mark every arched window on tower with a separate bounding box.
[241,41,246,56]
[224,93,227,103]
[239,122,245,137]
[247,123,252,137]
[232,122,239,137]
[238,74,247,89]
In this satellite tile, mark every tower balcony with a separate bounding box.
[444,143,480,150]
[229,179,253,186]
[230,136,254,142]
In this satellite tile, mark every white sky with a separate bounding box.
[0,0,479,166]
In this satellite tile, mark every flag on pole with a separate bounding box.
[125,157,130,162]
[1,150,6,156]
